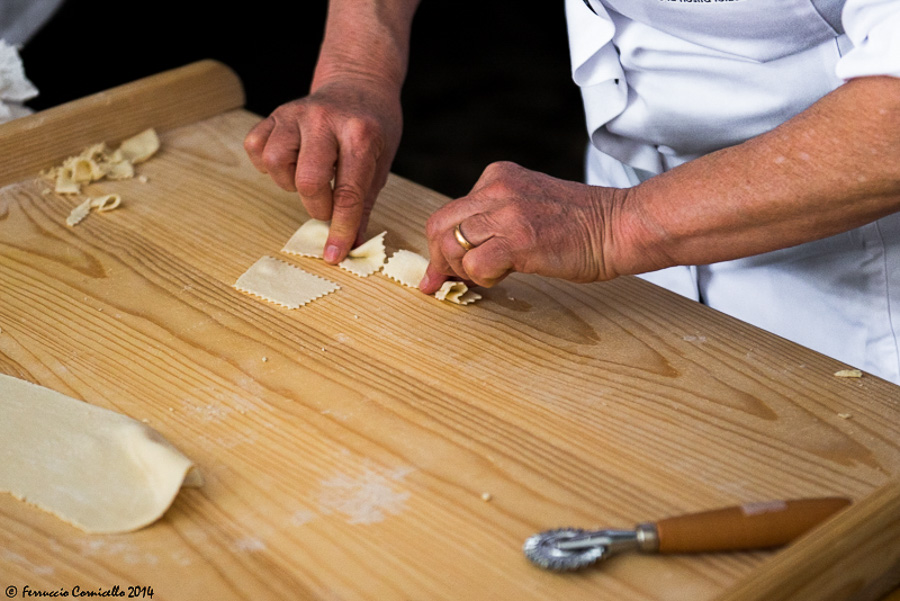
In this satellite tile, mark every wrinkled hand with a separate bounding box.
[420,161,629,294]
[244,78,402,263]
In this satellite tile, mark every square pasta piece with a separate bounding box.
[340,231,387,277]
[382,249,429,288]
[234,256,339,309]
[282,219,387,277]
[282,218,329,258]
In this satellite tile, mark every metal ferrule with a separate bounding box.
[635,522,660,552]
[554,529,639,555]
[553,523,660,556]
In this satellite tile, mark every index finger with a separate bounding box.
[244,117,275,173]
[323,145,377,263]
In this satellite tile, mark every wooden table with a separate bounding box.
[1,61,899,601]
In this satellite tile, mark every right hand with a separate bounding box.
[244,77,403,263]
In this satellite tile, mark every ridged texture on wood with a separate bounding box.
[1,101,899,600]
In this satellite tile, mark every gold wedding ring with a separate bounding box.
[453,223,475,251]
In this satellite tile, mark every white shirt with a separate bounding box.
[565,0,900,383]
[0,0,65,46]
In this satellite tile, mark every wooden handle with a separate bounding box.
[656,497,851,553]
[0,59,245,187]
[715,481,900,601]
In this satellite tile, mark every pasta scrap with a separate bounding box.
[115,128,160,164]
[65,194,122,227]
[43,128,160,195]
[834,369,863,378]
[65,198,93,227]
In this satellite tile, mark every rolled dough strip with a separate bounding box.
[0,373,200,534]
[234,256,339,308]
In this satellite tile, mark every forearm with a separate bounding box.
[612,76,900,275]
[313,0,422,93]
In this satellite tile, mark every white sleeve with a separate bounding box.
[835,0,900,79]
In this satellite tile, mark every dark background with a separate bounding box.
[20,1,587,199]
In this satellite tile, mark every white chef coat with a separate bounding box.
[0,0,65,46]
[565,0,900,383]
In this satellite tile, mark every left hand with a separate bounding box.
[419,161,629,293]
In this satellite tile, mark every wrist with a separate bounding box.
[313,1,417,94]
[311,49,406,96]
[594,184,676,279]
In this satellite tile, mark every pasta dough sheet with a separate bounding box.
[0,373,201,534]
[278,220,481,305]
[234,256,340,308]
[340,231,387,277]
[282,219,329,259]
[282,219,387,277]
[382,249,429,288]
[383,249,482,305]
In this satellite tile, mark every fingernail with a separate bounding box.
[324,244,341,263]
[418,272,431,291]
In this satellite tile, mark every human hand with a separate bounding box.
[244,78,403,263]
[419,161,631,294]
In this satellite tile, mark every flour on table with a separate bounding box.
[0,373,200,534]
[318,466,412,525]
[234,256,339,309]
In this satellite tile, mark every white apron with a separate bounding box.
[566,0,900,383]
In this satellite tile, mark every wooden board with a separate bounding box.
[1,61,899,601]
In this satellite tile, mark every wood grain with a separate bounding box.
[1,64,899,601]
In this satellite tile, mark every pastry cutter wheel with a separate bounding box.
[524,496,850,571]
